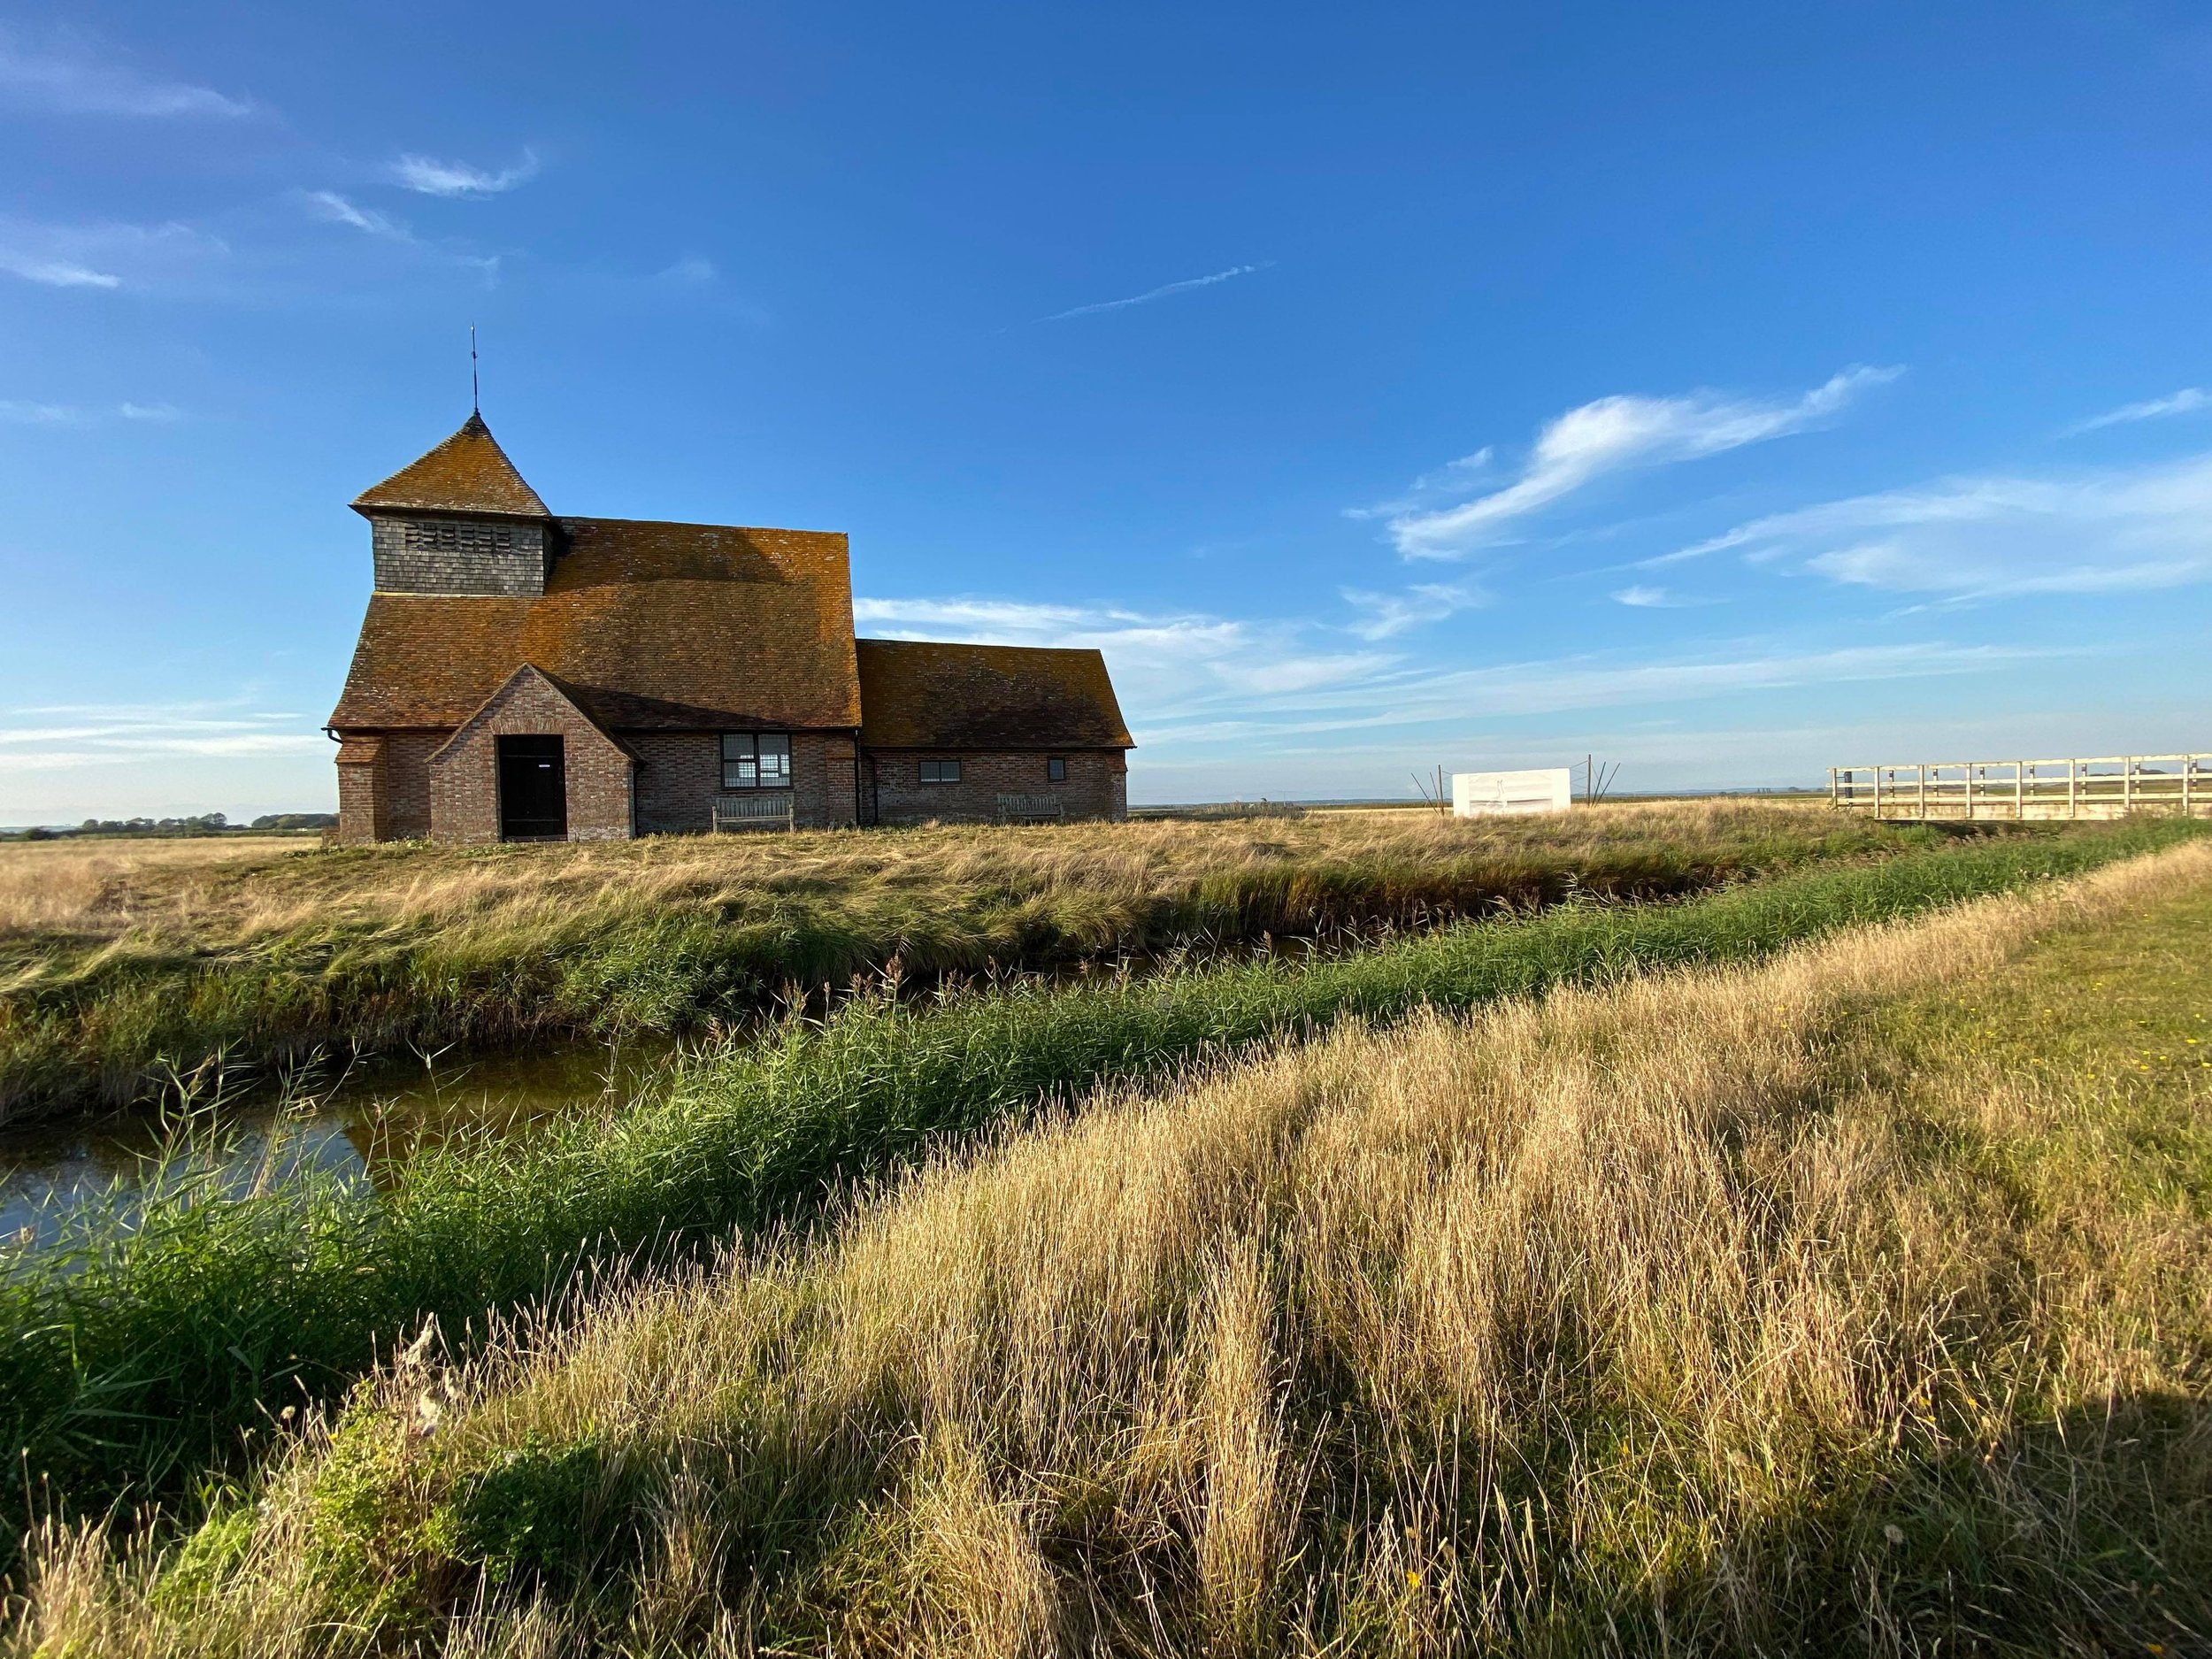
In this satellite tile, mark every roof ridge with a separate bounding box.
[557,513,847,538]
[856,637,1107,657]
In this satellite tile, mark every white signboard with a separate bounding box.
[1451,767,1574,818]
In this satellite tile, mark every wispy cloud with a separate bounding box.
[303,189,408,241]
[0,250,119,288]
[1650,449,2212,602]
[0,400,84,425]
[2065,387,2210,435]
[1342,448,1494,522]
[849,591,2042,776]
[0,217,227,292]
[1039,261,1271,323]
[1,398,180,426]
[0,703,321,774]
[391,149,540,197]
[0,33,251,117]
[1339,580,1491,640]
[1137,641,2056,754]
[1610,584,1677,607]
[1377,365,1903,560]
[657,255,716,283]
[296,192,503,286]
[854,594,1393,710]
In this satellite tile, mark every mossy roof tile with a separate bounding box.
[856,638,1133,749]
[349,412,552,518]
[329,518,863,730]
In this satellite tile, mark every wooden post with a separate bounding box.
[2188,755,2197,819]
[2125,757,2135,814]
[2015,759,2024,820]
[1874,768,1883,818]
[1918,763,1927,818]
[1963,764,1972,821]
[2068,757,2078,818]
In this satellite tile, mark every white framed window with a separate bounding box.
[722,733,792,789]
[919,758,962,785]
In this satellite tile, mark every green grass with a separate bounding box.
[0,818,2193,1563]
[0,805,1927,1117]
[1742,854,2212,1647]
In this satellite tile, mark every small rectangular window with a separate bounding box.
[1046,757,1068,783]
[919,758,962,785]
[722,732,793,789]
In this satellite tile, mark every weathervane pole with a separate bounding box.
[471,324,480,413]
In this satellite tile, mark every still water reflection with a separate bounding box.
[0,1038,683,1245]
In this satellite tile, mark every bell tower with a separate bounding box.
[349,411,556,596]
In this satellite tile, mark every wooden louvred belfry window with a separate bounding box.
[399,520,516,554]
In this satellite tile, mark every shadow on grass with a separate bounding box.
[389,1388,2212,1655]
[1567,1390,2212,1656]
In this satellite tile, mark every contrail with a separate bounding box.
[1039,261,1272,322]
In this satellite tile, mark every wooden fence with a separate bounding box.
[1829,754,2212,820]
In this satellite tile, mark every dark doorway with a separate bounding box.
[497,734,566,841]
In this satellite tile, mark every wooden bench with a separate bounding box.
[712,792,795,833]
[995,793,1065,825]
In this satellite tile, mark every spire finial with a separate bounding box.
[471,323,480,413]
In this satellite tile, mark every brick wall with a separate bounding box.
[330,730,442,843]
[630,732,719,834]
[426,672,634,844]
[334,757,385,843]
[630,729,860,833]
[866,748,1125,826]
[370,514,549,596]
[795,732,861,829]
[345,733,1116,839]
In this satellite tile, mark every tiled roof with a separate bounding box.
[349,412,552,519]
[856,639,1133,749]
[329,518,862,730]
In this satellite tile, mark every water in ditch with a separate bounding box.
[0,1036,685,1248]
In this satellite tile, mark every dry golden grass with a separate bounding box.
[0,799,1832,949]
[6,796,1917,1118]
[0,837,310,941]
[19,837,2205,1655]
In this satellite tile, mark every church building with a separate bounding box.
[326,413,1131,842]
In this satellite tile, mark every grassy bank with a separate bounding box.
[0,803,1925,1118]
[0,818,2190,1559]
[22,833,2212,1654]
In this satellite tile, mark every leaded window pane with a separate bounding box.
[722,733,791,790]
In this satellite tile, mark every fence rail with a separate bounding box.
[1830,754,2212,821]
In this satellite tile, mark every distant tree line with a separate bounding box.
[1,812,337,842]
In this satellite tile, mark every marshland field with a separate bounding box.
[3,804,2209,1655]
[2,800,1918,1121]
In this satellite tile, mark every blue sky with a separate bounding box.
[4,1,2210,818]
